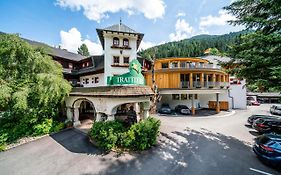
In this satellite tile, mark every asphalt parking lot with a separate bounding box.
[0,104,280,175]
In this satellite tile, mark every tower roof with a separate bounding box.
[96,23,144,49]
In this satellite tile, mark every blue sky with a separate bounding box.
[0,0,243,55]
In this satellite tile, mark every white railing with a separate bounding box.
[179,81,229,89]
[169,63,221,70]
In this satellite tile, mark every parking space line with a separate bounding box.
[249,168,274,175]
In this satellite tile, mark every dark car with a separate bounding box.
[271,105,281,116]
[159,103,172,114]
[253,118,281,134]
[253,133,281,168]
[247,114,277,125]
[175,105,191,115]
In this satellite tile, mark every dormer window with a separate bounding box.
[113,37,119,46]
[123,38,129,47]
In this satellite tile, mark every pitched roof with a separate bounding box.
[201,55,232,65]
[96,23,144,50]
[103,23,138,33]
[22,38,85,61]
[0,31,85,61]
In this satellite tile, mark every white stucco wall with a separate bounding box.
[80,73,104,87]
[103,32,138,86]
[229,79,247,109]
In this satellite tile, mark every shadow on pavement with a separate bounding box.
[93,128,279,175]
[50,128,102,155]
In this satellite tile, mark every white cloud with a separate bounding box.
[176,12,186,17]
[169,19,193,41]
[56,0,165,22]
[139,41,156,51]
[138,40,166,51]
[199,10,236,30]
[60,27,103,55]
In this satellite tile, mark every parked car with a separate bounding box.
[175,105,191,115]
[247,114,277,125]
[247,96,260,106]
[253,118,281,134]
[253,133,281,168]
[270,105,276,114]
[270,105,281,115]
[159,103,172,114]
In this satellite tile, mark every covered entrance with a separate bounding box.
[65,86,153,127]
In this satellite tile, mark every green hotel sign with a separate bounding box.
[107,59,145,85]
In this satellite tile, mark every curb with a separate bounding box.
[155,110,236,119]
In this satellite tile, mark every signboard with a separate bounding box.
[107,59,145,86]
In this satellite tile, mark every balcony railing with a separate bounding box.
[166,63,221,70]
[180,81,229,89]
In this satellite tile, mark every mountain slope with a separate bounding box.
[139,30,249,59]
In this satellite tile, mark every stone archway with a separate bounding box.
[71,98,96,127]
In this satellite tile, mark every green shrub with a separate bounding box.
[126,117,161,150]
[0,132,8,151]
[50,121,65,133]
[89,120,125,151]
[33,118,53,136]
[89,117,161,151]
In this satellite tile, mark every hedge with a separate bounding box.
[89,117,161,151]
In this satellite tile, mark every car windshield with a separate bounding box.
[162,104,169,107]
[276,106,281,110]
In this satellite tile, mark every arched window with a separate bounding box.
[113,37,119,46]
[123,38,129,47]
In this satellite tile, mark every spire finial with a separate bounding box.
[120,17,122,25]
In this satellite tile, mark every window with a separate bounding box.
[171,62,178,68]
[181,94,188,100]
[82,63,85,68]
[113,56,120,64]
[162,62,168,68]
[68,63,73,69]
[180,62,186,68]
[95,77,99,83]
[92,78,94,84]
[188,94,198,99]
[113,37,119,46]
[172,94,180,100]
[123,57,129,64]
[86,62,89,67]
[123,38,129,47]
[85,78,89,84]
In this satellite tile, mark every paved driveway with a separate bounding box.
[0,104,280,175]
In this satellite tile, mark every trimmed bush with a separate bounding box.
[89,117,161,151]
[126,117,161,150]
[89,120,125,151]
